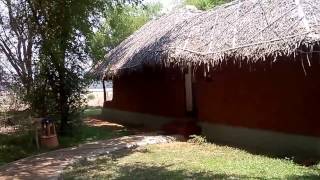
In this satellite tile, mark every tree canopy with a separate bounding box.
[0,0,36,96]
[0,0,149,134]
[89,3,161,65]
[185,0,230,10]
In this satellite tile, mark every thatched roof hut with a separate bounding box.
[97,0,320,77]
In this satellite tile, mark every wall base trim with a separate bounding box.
[199,122,320,158]
[101,108,175,129]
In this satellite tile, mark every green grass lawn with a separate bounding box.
[59,108,132,148]
[63,142,320,180]
[0,108,131,166]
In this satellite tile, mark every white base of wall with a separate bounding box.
[102,108,175,129]
[200,122,320,158]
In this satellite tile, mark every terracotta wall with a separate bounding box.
[195,55,320,137]
[104,54,320,137]
[104,67,186,118]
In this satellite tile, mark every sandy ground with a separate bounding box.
[0,134,179,180]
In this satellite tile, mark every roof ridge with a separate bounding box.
[102,0,320,76]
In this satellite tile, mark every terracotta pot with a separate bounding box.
[40,135,59,149]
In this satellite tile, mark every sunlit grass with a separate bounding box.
[58,125,131,148]
[63,142,320,179]
[83,108,102,117]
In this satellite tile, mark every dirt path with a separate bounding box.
[0,134,180,180]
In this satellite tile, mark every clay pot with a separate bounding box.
[40,135,59,149]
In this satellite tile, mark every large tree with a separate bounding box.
[0,65,8,90]
[0,0,142,134]
[0,0,36,97]
[27,0,131,133]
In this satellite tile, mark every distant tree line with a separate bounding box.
[185,0,230,10]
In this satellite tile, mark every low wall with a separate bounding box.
[102,108,175,129]
[200,122,320,158]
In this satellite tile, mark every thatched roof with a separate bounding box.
[98,0,320,77]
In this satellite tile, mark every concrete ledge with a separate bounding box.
[200,122,320,158]
[101,108,175,129]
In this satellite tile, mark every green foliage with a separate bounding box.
[88,3,161,64]
[1,0,148,134]
[187,134,208,144]
[87,94,95,100]
[0,132,38,166]
[1,0,156,135]
[25,0,140,134]
[185,0,230,10]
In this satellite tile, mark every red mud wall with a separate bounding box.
[196,55,320,137]
[104,67,186,118]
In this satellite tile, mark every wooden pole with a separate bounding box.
[102,80,106,102]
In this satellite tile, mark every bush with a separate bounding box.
[185,0,229,10]
[87,94,95,100]
[187,135,208,145]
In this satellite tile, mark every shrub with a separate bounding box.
[87,94,95,100]
[187,134,208,145]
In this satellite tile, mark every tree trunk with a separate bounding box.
[102,80,106,102]
[58,0,70,135]
[59,85,69,135]
[58,60,69,135]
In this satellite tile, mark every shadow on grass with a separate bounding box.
[66,154,320,180]
[1,134,171,179]
[114,164,320,180]
[63,147,320,180]
[0,133,39,166]
[0,124,132,166]
[211,140,320,167]
[114,163,263,180]
[58,125,131,148]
